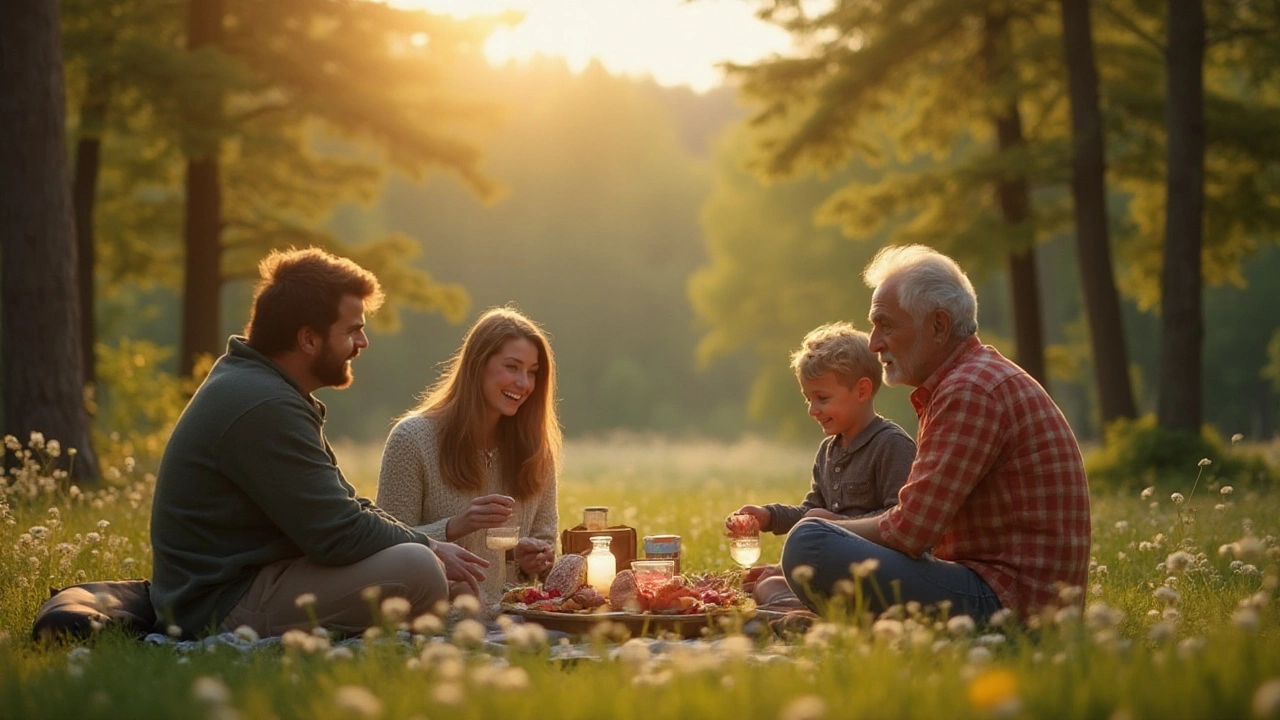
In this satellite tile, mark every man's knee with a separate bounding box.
[780,519,831,569]
[380,543,447,606]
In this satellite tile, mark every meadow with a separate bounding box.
[2,432,1279,720]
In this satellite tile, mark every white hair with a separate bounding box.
[862,245,978,338]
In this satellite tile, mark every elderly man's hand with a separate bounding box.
[431,541,488,597]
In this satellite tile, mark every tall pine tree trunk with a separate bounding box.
[984,13,1047,386]
[180,0,225,377]
[74,92,107,387]
[0,0,100,480]
[1060,0,1137,424]
[1158,0,1205,434]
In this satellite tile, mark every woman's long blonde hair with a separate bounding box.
[408,306,561,500]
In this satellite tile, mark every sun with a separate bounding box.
[389,0,790,93]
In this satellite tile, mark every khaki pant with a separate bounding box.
[221,543,448,636]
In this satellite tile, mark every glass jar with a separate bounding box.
[586,535,617,597]
[583,506,609,531]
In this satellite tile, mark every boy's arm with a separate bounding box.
[762,448,829,534]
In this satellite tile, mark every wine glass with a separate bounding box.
[486,526,520,582]
[727,514,761,571]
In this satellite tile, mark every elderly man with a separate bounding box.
[780,245,1091,620]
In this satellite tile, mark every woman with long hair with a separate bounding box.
[377,307,562,615]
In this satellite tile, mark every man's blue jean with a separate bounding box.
[780,519,1002,620]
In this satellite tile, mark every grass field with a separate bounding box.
[2,433,1279,719]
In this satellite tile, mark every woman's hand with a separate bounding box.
[446,494,515,540]
[430,540,489,597]
[513,537,555,577]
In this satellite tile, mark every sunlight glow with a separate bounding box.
[391,0,791,93]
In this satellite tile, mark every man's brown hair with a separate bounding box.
[244,247,385,356]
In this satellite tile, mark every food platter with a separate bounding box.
[502,606,755,638]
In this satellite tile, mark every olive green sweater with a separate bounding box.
[149,337,431,637]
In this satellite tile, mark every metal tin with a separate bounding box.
[643,534,681,574]
[583,506,609,531]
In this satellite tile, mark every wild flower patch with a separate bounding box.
[0,434,1277,719]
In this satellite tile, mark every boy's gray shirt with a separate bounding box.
[149,337,431,637]
[765,415,917,534]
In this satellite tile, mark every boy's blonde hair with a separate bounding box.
[790,322,882,395]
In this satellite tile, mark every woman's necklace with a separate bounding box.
[482,447,497,469]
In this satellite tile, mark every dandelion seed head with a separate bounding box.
[359,586,382,604]
[1221,486,1234,496]
[617,638,652,667]
[192,676,232,706]
[790,565,815,584]
[987,609,1015,628]
[721,634,753,658]
[1171,492,1185,505]
[1198,458,1212,467]
[232,625,259,644]
[1166,550,1195,573]
[1252,678,1280,718]
[1141,486,1155,500]
[1149,621,1176,643]
[380,596,411,624]
[294,593,317,610]
[946,615,976,636]
[333,685,383,719]
[326,646,354,661]
[412,613,443,636]
[452,593,481,617]
[452,618,485,648]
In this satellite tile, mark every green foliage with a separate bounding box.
[1086,414,1277,491]
[90,340,209,470]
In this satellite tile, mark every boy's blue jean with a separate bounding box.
[780,519,1002,620]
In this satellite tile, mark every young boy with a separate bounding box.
[726,321,916,605]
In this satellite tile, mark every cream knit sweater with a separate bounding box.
[375,414,558,615]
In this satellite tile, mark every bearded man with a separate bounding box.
[150,248,487,638]
[780,245,1091,621]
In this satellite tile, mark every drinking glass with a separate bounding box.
[727,514,761,570]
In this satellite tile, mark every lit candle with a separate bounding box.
[586,535,616,597]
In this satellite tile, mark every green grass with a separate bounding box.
[3,434,1279,720]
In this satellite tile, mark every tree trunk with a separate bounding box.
[1158,0,1205,434]
[179,0,226,376]
[984,13,1047,386]
[1060,0,1138,425]
[74,94,107,387]
[0,0,100,480]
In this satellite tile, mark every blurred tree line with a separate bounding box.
[3,0,1279,477]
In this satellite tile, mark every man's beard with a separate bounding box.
[880,344,926,387]
[311,342,354,389]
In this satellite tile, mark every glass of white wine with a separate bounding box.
[486,526,520,583]
[728,514,761,571]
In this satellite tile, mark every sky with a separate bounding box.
[392,0,793,93]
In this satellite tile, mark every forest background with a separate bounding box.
[4,0,1280,474]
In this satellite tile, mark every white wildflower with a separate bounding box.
[1221,486,1234,496]
[294,593,317,610]
[411,614,443,636]
[380,596,411,624]
[1149,621,1176,643]
[452,618,486,648]
[1141,486,1155,500]
[946,615,976,636]
[1153,586,1180,605]
[192,676,231,705]
[1166,551,1195,573]
[232,625,259,644]
[359,586,381,604]
[452,593,481,618]
[1197,458,1212,467]
[790,565,815,584]
[1253,678,1280,719]
[617,638,652,667]
[1170,492,1185,506]
[333,685,382,719]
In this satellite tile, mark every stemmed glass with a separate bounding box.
[727,514,761,572]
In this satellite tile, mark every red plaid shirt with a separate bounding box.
[878,336,1091,616]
